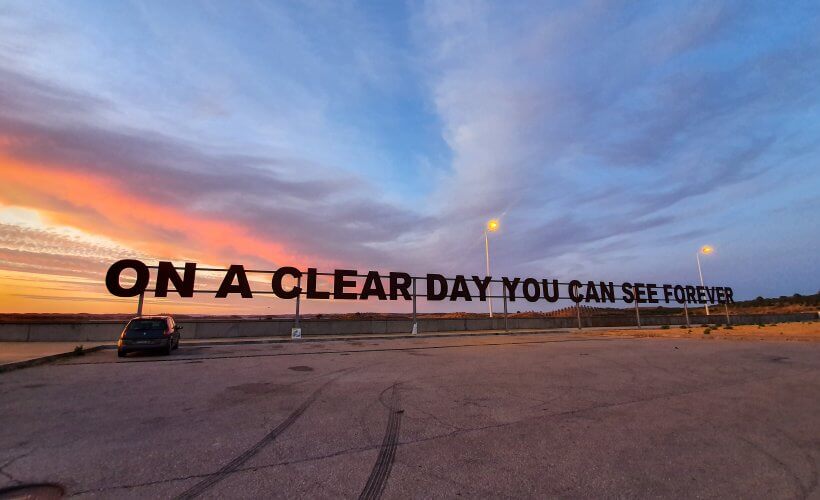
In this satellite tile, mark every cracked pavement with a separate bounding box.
[1,332,818,498]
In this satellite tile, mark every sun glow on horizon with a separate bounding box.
[0,156,320,313]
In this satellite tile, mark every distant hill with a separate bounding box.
[734,292,819,309]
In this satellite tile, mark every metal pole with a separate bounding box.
[484,231,493,318]
[634,299,642,329]
[696,252,709,316]
[137,292,144,316]
[724,300,730,325]
[294,275,302,328]
[412,278,417,334]
[683,301,690,328]
[576,303,582,330]
[503,282,508,332]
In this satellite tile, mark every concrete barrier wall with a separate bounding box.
[0,312,815,342]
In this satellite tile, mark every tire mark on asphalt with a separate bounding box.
[70,443,384,496]
[174,374,340,500]
[741,416,818,499]
[737,436,807,498]
[359,384,403,500]
[69,366,820,497]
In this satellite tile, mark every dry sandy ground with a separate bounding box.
[589,320,820,342]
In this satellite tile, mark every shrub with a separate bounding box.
[679,325,687,329]
[703,328,711,335]
[661,325,670,330]
[73,345,85,356]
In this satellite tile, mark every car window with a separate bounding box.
[128,319,166,330]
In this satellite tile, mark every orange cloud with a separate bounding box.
[0,156,324,271]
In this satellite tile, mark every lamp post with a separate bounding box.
[485,219,499,318]
[696,245,713,315]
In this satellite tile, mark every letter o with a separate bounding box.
[105,259,150,297]
[673,285,686,304]
[523,278,540,302]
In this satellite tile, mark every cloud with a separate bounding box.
[412,0,820,281]
[0,66,435,273]
[1,0,819,313]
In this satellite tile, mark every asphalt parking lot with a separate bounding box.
[1,332,818,499]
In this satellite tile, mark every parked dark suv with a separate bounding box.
[118,316,181,357]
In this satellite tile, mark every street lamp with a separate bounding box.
[696,245,714,315]
[485,219,499,317]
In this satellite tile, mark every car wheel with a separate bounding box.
[173,337,179,350]
[165,341,173,355]
[117,349,127,358]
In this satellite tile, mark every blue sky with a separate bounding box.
[0,0,818,312]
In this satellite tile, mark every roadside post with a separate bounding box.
[137,292,144,316]
[635,300,642,329]
[502,283,509,332]
[291,275,302,339]
[683,301,690,328]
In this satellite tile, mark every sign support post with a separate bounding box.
[576,303,582,330]
[502,284,508,332]
[683,301,690,328]
[411,278,417,335]
[634,300,642,329]
[137,292,144,316]
[291,275,302,339]
[724,300,730,326]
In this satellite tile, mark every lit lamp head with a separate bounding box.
[700,245,714,255]
[487,219,499,232]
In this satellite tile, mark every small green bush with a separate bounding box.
[661,325,670,330]
[703,328,711,335]
[73,345,85,356]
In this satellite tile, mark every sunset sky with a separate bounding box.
[1,1,818,314]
